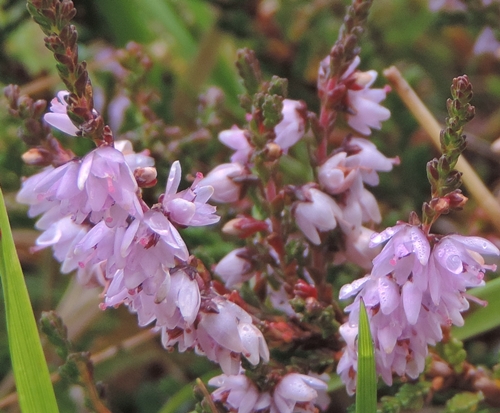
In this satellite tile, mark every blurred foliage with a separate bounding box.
[1,0,500,412]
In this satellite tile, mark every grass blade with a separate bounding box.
[0,188,59,413]
[356,299,377,413]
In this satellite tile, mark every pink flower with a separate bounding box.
[273,373,328,413]
[428,0,466,11]
[17,145,142,226]
[161,161,220,227]
[114,140,155,171]
[273,99,307,152]
[337,223,499,393]
[473,27,500,58]
[209,372,328,413]
[196,297,269,374]
[44,91,80,136]
[215,247,254,287]
[199,163,247,203]
[294,187,342,245]
[318,56,390,135]
[219,126,253,164]
[209,373,261,413]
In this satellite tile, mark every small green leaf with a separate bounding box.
[0,188,59,413]
[356,299,377,413]
[445,391,484,413]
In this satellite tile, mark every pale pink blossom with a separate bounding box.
[161,161,219,227]
[428,0,466,11]
[318,56,390,135]
[215,247,254,287]
[273,99,307,152]
[199,163,247,203]
[17,145,142,226]
[196,297,269,374]
[294,187,342,245]
[44,91,80,136]
[473,27,500,58]
[219,126,253,164]
[114,140,155,171]
[210,371,328,413]
[337,224,499,393]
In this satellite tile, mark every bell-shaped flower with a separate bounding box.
[161,161,219,227]
[215,247,254,287]
[294,187,342,245]
[199,163,246,203]
[272,373,328,413]
[196,297,269,374]
[209,372,261,413]
[273,99,307,152]
[318,152,358,195]
[219,126,253,164]
[44,90,80,136]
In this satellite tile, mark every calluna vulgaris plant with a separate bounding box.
[3,0,500,412]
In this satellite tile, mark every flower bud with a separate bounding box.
[222,216,268,238]
[134,166,157,188]
[21,148,52,166]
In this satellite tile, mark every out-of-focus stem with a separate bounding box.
[0,329,158,409]
[384,66,500,234]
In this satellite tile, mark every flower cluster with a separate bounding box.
[209,371,329,413]
[17,90,270,375]
[337,223,499,394]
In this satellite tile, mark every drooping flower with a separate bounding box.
[219,126,253,164]
[318,56,390,135]
[196,297,269,375]
[44,90,80,136]
[293,186,342,245]
[473,27,500,58]
[209,371,329,413]
[273,99,307,152]
[337,223,499,394]
[215,247,254,288]
[161,161,220,227]
[199,163,247,203]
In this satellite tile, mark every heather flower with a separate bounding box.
[215,247,254,288]
[199,163,247,203]
[114,140,155,171]
[161,161,220,227]
[196,297,269,374]
[17,145,142,227]
[318,56,390,135]
[273,99,307,152]
[219,126,253,164]
[428,0,467,11]
[43,90,80,136]
[294,186,342,245]
[337,223,499,393]
[473,27,500,58]
[209,371,328,413]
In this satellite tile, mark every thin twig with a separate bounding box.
[384,66,500,234]
[0,329,158,409]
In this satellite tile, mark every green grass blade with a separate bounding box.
[356,299,377,413]
[453,277,500,341]
[0,188,59,413]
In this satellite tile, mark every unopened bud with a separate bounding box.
[293,279,317,299]
[134,166,157,188]
[264,142,282,161]
[21,148,52,166]
[222,216,268,238]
